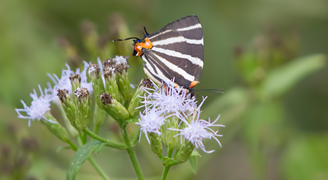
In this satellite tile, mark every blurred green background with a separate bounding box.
[1,0,328,179]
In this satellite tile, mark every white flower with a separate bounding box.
[141,79,197,114]
[47,63,73,95]
[80,61,93,94]
[112,55,129,66]
[97,57,106,85]
[136,107,166,144]
[15,85,57,127]
[170,97,225,153]
[47,62,93,104]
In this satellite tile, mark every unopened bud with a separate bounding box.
[128,78,152,117]
[103,61,123,102]
[161,116,180,149]
[57,89,70,105]
[87,63,100,79]
[74,88,91,130]
[99,93,129,124]
[69,74,81,91]
[88,63,105,107]
[57,89,77,128]
[149,132,162,154]
[175,141,195,163]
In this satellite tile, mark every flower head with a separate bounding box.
[141,79,197,115]
[136,107,166,144]
[15,85,57,126]
[170,97,225,153]
[47,62,93,104]
[112,55,129,66]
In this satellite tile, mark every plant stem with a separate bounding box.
[167,148,174,158]
[88,156,110,180]
[67,140,78,151]
[122,126,144,180]
[93,124,100,134]
[84,128,127,150]
[82,131,87,144]
[161,165,171,180]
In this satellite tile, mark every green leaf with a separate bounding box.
[261,54,326,98]
[191,150,201,157]
[66,140,104,180]
[189,155,198,174]
[94,143,105,153]
[56,146,71,153]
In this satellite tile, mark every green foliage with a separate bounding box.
[188,151,201,174]
[261,54,326,98]
[66,140,104,180]
[282,135,328,180]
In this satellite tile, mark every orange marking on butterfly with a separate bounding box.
[189,81,199,88]
[134,37,153,57]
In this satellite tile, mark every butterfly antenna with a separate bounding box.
[112,37,140,42]
[195,88,224,94]
[143,26,149,35]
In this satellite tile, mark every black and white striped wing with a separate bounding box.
[144,15,204,87]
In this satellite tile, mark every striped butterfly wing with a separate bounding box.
[145,15,204,87]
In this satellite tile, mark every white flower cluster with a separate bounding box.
[16,62,93,126]
[15,85,57,126]
[137,80,225,153]
[16,57,131,126]
[47,61,93,104]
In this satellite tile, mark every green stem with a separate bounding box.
[161,165,171,180]
[157,153,164,159]
[131,128,141,146]
[84,128,127,150]
[122,126,144,180]
[167,148,174,158]
[82,131,87,144]
[93,124,100,134]
[88,156,110,180]
[67,140,78,151]
[77,136,83,146]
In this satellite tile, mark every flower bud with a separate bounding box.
[99,92,129,124]
[114,56,132,102]
[103,60,123,103]
[87,63,105,106]
[43,112,71,143]
[175,141,195,163]
[161,115,180,149]
[57,89,78,129]
[73,88,91,130]
[149,132,162,154]
[69,74,81,92]
[128,78,152,117]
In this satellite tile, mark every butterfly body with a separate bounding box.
[124,15,204,92]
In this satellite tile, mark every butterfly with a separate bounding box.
[116,15,204,95]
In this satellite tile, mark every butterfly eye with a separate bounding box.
[132,50,138,56]
[137,39,141,43]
